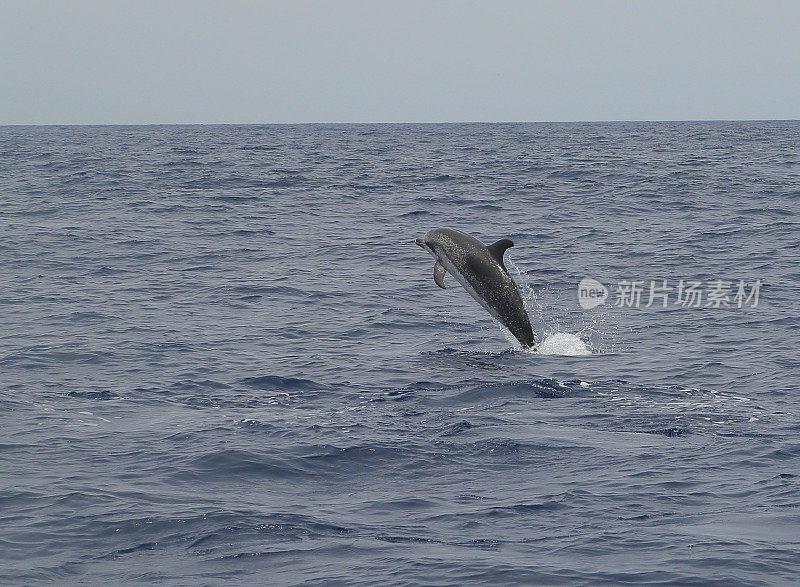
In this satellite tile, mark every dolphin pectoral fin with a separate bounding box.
[433,261,447,289]
[487,239,514,272]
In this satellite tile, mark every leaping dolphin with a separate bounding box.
[415,228,536,349]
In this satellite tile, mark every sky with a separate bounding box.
[1,0,799,124]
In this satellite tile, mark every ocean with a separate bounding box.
[1,122,798,584]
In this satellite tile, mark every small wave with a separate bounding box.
[90,265,129,275]
[13,206,61,217]
[182,175,305,190]
[231,285,307,297]
[229,228,275,236]
[209,195,262,203]
[446,379,589,402]
[67,311,110,322]
[238,294,262,301]
[299,443,418,470]
[239,145,278,151]
[646,426,690,437]
[235,419,281,433]
[242,375,321,391]
[181,449,306,480]
[1,349,115,367]
[67,390,118,400]
[438,420,473,436]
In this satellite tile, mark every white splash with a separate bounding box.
[506,256,619,354]
[533,332,591,356]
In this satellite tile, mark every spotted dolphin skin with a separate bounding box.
[415,228,536,349]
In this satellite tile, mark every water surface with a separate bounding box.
[1,122,799,584]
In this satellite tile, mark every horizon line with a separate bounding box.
[1,118,799,127]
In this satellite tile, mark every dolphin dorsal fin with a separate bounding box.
[487,239,514,271]
[433,261,447,289]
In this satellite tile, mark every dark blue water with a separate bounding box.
[1,122,799,585]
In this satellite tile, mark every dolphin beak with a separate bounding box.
[414,238,425,248]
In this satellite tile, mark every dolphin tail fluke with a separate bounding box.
[433,261,447,289]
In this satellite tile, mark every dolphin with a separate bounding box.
[415,228,536,349]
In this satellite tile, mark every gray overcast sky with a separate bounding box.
[1,0,799,124]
